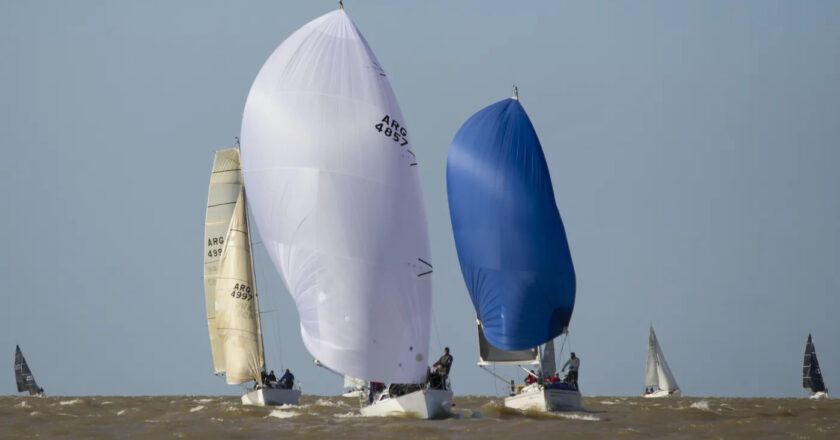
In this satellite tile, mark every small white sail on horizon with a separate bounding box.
[644,326,680,397]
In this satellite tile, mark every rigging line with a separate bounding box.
[431,308,443,355]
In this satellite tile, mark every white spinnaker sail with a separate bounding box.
[204,148,243,373]
[646,327,678,391]
[215,190,264,384]
[240,9,432,384]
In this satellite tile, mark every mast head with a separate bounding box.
[339,0,344,9]
[512,85,519,100]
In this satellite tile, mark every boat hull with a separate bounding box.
[360,389,453,419]
[643,389,681,398]
[241,388,301,406]
[809,391,829,400]
[504,386,581,412]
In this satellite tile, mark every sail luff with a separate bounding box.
[243,190,266,374]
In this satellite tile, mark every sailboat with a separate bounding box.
[14,345,44,396]
[239,4,452,419]
[312,359,368,399]
[642,326,680,398]
[446,90,580,412]
[803,333,828,399]
[204,147,300,406]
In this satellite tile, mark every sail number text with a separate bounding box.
[375,115,409,146]
[230,283,254,301]
[207,236,224,258]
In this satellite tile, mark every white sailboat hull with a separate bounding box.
[504,385,582,412]
[360,389,453,419]
[642,388,681,398]
[809,391,829,400]
[241,388,301,406]
[342,389,366,398]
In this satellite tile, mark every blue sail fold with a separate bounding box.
[446,97,576,351]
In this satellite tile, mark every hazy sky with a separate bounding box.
[2,0,838,398]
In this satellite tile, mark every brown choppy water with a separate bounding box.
[1,395,838,439]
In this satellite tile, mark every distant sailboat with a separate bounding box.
[204,147,300,406]
[14,345,44,396]
[643,326,680,398]
[240,4,451,419]
[447,90,580,412]
[803,333,828,399]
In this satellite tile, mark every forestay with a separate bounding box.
[14,345,41,396]
[215,190,264,384]
[240,9,432,384]
[447,97,576,351]
[645,327,678,392]
[204,148,244,374]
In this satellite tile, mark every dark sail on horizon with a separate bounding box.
[15,345,42,396]
[802,334,826,393]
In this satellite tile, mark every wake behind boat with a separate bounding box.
[642,326,681,398]
[803,333,828,400]
[14,345,44,397]
[446,90,580,413]
[203,147,300,407]
[239,3,448,419]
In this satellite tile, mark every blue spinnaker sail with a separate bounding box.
[446,97,576,351]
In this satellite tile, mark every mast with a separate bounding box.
[244,190,266,376]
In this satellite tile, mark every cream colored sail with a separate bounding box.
[204,148,243,373]
[215,189,264,384]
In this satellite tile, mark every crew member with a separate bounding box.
[432,347,453,390]
[561,352,580,387]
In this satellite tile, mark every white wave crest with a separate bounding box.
[335,411,362,418]
[189,405,205,412]
[314,398,349,408]
[599,400,620,405]
[15,401,30,408]
[117,409,127,416]
[59,399,81,406]
[559,413,601,421]
[30,411,40,416]
[689,400,719,414]
[195,398,214,403]
[268,409,301,419]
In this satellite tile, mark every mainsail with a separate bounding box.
[803,333,827,393]
[240,8,432,384]
[214,189,264,384]
[204,148,244,374]
[447,95,576,352]
[14,345,42,396]
[645,327,678,392]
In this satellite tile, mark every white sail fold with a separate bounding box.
[240,10,432,384]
